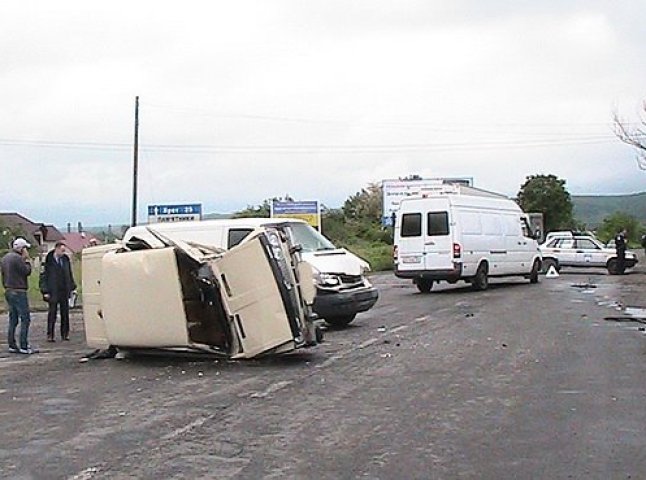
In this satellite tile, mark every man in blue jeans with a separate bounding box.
[1,237,37,354]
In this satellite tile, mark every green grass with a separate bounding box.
[339,240,394,272]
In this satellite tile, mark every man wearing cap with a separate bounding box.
[40,241,76,342]
[1,238,37,354]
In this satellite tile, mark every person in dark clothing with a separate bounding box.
[1,237,36,354]
[641,233,646,255]
[40,241,76,341]
[614,228,627,275]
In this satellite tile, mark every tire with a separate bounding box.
[529,259,540,284]
[325,314,356,328]
[471,263,488,291]
[607,259,618,275]
[541,258,559,274]
[415,278,433,293]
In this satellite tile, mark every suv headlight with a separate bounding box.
[313,271,341,286]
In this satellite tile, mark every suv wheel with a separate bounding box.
[325,314,356,328]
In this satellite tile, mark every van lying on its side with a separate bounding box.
[82,226,321,358]
[123,218,379,327]
[394,186,542,292]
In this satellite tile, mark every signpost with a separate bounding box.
[147,204,202,223]
[271,200,320,230]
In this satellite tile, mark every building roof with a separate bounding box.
[44,225,65,242]
[0,213,65,249]
[62,232,100,253]
[0,212,46,246]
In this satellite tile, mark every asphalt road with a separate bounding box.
[1,257,645,479]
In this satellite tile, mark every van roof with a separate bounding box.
[126,217,308,235]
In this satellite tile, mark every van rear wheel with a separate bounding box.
[415,278,433,293]
[472,264,488,291]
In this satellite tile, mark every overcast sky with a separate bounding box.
[1,1,645,227]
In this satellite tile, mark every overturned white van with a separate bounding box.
[82,227,321,358]
[394,185,542,292]
[123,218,379,327]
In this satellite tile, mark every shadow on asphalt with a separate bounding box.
[414,281,532,295]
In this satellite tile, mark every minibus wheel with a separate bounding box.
[529,260,540,284]
[472,263,489,291]
[415,278,433,293]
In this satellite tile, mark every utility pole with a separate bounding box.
[131,96,139,226]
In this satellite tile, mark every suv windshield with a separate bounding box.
[288,223,336,252]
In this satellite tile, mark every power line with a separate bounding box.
[0,135,624,154]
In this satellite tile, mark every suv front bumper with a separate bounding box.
[313,286,379,318]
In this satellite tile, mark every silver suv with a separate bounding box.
[540,233,638,274]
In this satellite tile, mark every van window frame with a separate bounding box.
[400,213,422,237]
[427,211,449,237]
[227,228,254,249]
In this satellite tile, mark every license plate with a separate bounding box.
[401,256,421,264]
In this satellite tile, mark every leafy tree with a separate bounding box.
[233,199,271,218]
[342,183,382,223]
[595,212,643,245]
[0,220,30,255]
[233,195,295,219]
[517,174,574,232]
[613,101,646,170]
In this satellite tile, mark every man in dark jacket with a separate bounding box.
[40,241,76,341]
[614,228,627,275]
[1,237,36,354]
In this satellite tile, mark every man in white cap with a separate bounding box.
[1,237,37,354]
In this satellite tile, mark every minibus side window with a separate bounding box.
[427,212,449,236]
[228,229,253,249]
[401,213,422,237]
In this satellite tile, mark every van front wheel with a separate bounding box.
[472,264,488,291]
[415,278,433,293]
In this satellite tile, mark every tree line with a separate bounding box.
[235,174,645,270]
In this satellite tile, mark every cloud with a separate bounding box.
[1,1,645,226]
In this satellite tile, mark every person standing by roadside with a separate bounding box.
[1,238,37,354]
[641,233,646,256]
[40,241,76,342]
[614,228,627,275]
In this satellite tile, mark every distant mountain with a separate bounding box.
[572,192,646,228]
[203,212,233,220]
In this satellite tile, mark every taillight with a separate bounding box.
[393,245,398,260]
[453,243,461,258]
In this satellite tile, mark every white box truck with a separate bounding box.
[393,186,542,292]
